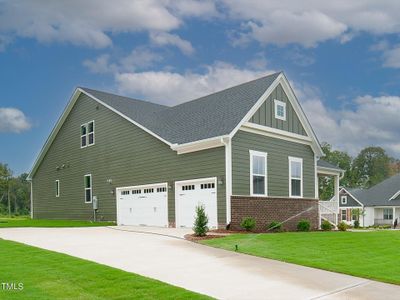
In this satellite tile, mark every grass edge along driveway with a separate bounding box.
[0,239,211,300]
[0,216,115,228]
[202,231,400,285]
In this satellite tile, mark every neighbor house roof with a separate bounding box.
[341,173,400,207]
[81,72,281,145]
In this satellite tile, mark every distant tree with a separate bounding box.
[352,147,391,188]
[0,163,12,215]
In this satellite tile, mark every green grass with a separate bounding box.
[0,216,115,228]
[0,239,211,299]
[202,231,400,285]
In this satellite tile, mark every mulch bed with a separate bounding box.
[184,234,226,242]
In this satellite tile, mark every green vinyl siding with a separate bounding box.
[339,190,362,208]
[232,130,315,198]
[249,83,307,136]
[32,93,226,224]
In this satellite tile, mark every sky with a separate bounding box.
[1,0,400,175]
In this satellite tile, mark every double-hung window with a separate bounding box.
[383,208,393,220]
[84,174,92,203]
[341,209,347,221]
[81,121,95,148]
[289,157,303,197]
[55,180,60,197]
[250,150,267,196]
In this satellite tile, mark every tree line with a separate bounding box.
[319,143,400,200]
[0,163,30,216]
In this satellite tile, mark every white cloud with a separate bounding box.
[0,108,32,133]
[222,1,400,47]
[83,54,116,74]
[0,0,217,49]
[298,86,400,157]
[115,61,271,104]
[150,32,194,55]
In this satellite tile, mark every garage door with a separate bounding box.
[175,177,218,228]
[116,183,168,227]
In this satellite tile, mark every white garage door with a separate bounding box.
[175,177,218,228]
[116,183,168,227]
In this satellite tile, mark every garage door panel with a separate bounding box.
[176,178,218,228]
[117,183,168,227]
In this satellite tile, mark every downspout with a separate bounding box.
[221,137,232,226]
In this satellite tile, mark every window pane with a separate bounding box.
[88,133,94,145]
[88,121,94,133]
[85,189,92,202]
[85,175,91,188]
[252,155,265,175]
[291,161,301,178]
[277,105,284,117]
[253,175,265,195]
[81,125,87,135]
[81,136,87,147]
[291,179,301,196]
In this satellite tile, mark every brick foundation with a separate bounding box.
[231,196,319,231]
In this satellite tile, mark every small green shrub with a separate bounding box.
[354,220,360,228]
[266,221,282,232]
[338,221,347,231]
[240,217,256,231]
[321,220,333,231]
[193,205,209,236]
[297,219,310,232]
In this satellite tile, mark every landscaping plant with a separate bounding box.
[266,221,282,232]
[240,217,256,231]
[297,219,310,232]
[193,205,209,236]
[354,220,360,228]
[338,221,347,231]
[321,220,333,231]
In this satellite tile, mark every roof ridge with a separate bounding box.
[171,71,282,108]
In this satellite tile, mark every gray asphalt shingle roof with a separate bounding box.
[317,160,343,171]
[81,72,281,144]
[344,173,400,206]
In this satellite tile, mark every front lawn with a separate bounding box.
[0,239,210,299]
[0,216,115,228]
[203,231,400,285]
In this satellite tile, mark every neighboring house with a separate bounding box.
[27,72,342,231]
[339,173,400,227]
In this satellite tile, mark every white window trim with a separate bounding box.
[84,174,92,203]
[80,120,95,148]
[55,180,60,198]
[289,156,303,198]
[341,195,348,205]
[249,150,268,196]
[341,209,347,221]
[274,99,286,121]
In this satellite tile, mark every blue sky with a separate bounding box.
[1,1,400,175]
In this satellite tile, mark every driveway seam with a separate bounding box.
[309,280,371,299]
[105,226,186,240]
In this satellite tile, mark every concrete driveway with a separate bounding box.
[0,227,399,300]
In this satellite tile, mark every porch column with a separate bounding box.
[334,174,340,202]
[393,207,396,226]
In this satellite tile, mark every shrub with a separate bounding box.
[354,220,360,228]
[193,205,209,236]
[321,220,333,231]
[297,219,310,232]
[266,221,282,232]
[338,221,347,231]
[240,217,256,231]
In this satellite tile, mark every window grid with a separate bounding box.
[182,185,195,191]
[121,190,130,195]
[81,121,95,148]
[289,157,303,198]
[250,150,267,196]
[157,187,166,193]
[132,189,141,194]
[144,188,154,194]
[200,183,215,189]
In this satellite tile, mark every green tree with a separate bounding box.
[0,163,12,215]
[352,147,391,188]
[193,205,209,236]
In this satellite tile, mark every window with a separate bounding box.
[201,183,215,189]
[341,195,347,205]
[81,121,95,148]
[274,100,286,121]
[250,150,267,196]
[132,189,141,194]
[144,188,154,193]
[182,185,195,191]
[383,208,393,220]
[121,190,130,195]
[84,174,92,203]
[289,157,303,197]
[157,187,166,193]
[341,209,347,221]
[55,180,60,197]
